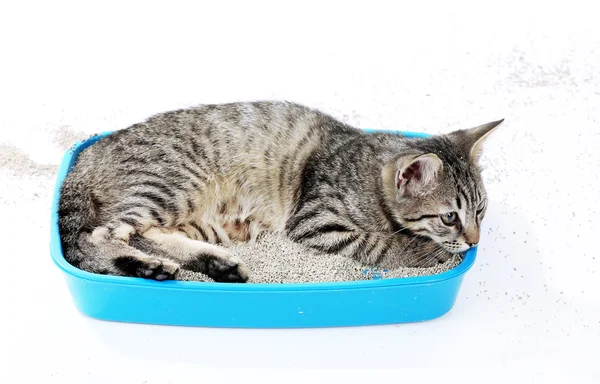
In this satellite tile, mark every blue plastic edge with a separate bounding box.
[50,128,476,292]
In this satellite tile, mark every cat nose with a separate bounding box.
[463,228,480,246]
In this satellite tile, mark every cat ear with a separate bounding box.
[462,119,504,163]
[395,153,443,197]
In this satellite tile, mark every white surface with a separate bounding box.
[1,1,599,382]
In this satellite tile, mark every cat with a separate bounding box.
[58,101,502,283]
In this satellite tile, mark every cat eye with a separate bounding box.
[476,202,486,215]
[440,212,458,226]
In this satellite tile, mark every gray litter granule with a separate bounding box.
[177,269,215,282]
[178,232,462,284]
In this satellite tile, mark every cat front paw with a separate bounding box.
[206,255,250,283]
[182,251,250,283]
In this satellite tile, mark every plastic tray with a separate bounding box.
[50,129,477,328]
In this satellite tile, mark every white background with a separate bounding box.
[1,0,599,382]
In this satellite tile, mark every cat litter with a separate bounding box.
[178,231,462,284]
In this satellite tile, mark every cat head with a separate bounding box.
[385,119,503,253]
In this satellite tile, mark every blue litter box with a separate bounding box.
[50,129,477,328]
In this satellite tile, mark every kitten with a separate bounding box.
[58,101,502,282]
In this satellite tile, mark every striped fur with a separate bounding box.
[58,101,502,282]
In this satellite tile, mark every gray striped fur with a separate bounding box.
[58,101,502,282]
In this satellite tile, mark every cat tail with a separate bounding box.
[57,180,101,269]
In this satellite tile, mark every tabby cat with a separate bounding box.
[58,101,502,282]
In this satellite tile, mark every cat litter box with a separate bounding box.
[50,129,477,328]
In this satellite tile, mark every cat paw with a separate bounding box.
[206,255,250,283]
[183,251,249,283]
[114,255,180,281]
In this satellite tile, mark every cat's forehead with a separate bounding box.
[401,136,487,208]
[426,144,486,206]
[440,169,486,209]
[408,136,467,164]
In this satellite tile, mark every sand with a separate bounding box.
[177,232,462,284]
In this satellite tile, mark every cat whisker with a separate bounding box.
[387,226,410,238]
[398,235,421,262]
[412,250,435,267]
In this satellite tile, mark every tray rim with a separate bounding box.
[50,128,477,292]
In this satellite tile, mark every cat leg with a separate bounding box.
[295,230,447,268]
[286,217,450,268]
[76,226,181,281]
[139,227,249,283]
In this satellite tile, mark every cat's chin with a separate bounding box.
[440,243,471,254]
[444,247,469,254]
